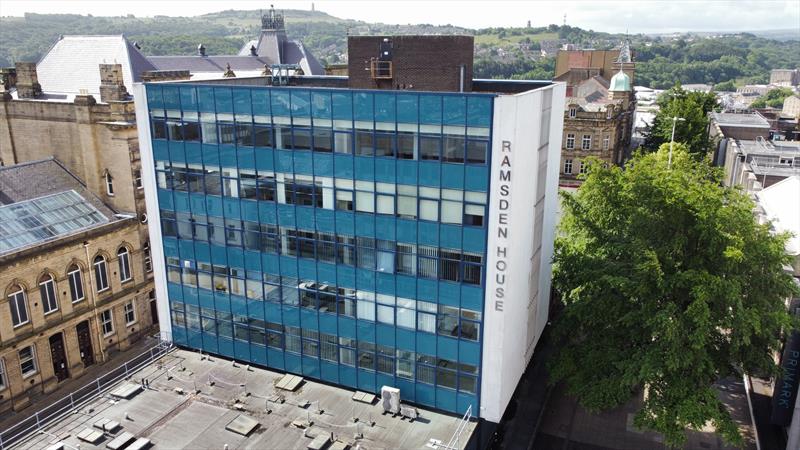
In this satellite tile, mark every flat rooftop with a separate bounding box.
[712,112,770,129]
[15,347,475,450]
[153,74,553,95]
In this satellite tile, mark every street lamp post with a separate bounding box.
[668,116,686,169]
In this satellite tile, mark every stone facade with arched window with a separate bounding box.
[0,162,157,414]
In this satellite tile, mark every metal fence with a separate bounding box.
[0,337,173,450]
[442,404,473,450]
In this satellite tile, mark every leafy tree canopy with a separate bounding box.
[549,145,799,447]
[643,85,718,156]
[712,79,736,92]
[751,86,795,108]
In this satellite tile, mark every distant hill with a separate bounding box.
[1,10,798,89]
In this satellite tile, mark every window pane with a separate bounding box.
[419,135,440,160]
[466,140,487,164]
[376,194,394,215]
[443,136,465,163]
[397,132,415,159]
[355,131,374,156]
[219,123,235,144]
[334,132,352,154]
[355,191,374,213]
[313,128,333,152]
[419,199,438,221]
[293,128,312,150]
[374,133,395,157]
[441,200,463,224]
[254,125,273,147]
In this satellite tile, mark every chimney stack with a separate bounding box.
[198,44,206,57]
[250,45,258,56]
[99,64,129,102]
[15,62,42,99]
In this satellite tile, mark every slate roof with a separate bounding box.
[0,159,116,218]
[147,55,274,73]
[36,35,156,95]
[149,38,323,76]
[568,76,614,111]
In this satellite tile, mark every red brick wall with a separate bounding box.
[347,35,474,92]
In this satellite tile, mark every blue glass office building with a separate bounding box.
[135,75,564,422]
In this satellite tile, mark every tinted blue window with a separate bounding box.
[419,95,442,124]
[162,85,181,109]
[332,92,353,120]
[197,87,215,112]
[311,91,332,119]
[396,93,418,123]
[374,93,396,123]
[443,96,466,126]
[146,85,163,109]
[233,89,252,115]
[252,90,271,116]
[180,86,198,111]
[291,90,311,117]
[271,91,291,116]
[214,88,233,113]
[353,92,374,122]
[467,96,492,127]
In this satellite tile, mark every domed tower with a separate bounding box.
[608,68,632,107]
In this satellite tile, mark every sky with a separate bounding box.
[1,0,799,34]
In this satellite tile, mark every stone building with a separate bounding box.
[554,43,636,184]
[782,95,800,120]
[769,69,799,87]
[0,160,158,413]
[0,41,157,412]
[0,61,147,224]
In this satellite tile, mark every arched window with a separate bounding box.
[39,274,58,314]
[143,241,152,273]
[118,247,132,282]
[93,255,109,292]
[7,285,29,327]
[67,264,85,302]
[104,171,114,196]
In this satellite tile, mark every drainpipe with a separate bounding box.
[83,241,106,363]
[459,65,465,93]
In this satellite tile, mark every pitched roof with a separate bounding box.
[147,55,273,73]
[36,35,156,95]
[148,43,323,76]
[0,159,120,255]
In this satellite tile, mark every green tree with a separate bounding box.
[751,87,795,108]
[712,80,736,92]
[643,85,718,156]
[549,146,799,447]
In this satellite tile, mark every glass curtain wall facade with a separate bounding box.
[144,83,493,414]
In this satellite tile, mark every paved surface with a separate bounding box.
[533,377,757,450]
[14,348,475,450]
[0,335,158,434]
[749,375,788,450]
[490,323,760,450]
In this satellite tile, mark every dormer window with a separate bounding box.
[568,107,577,118]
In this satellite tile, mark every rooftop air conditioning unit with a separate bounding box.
[381,386,401,415]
